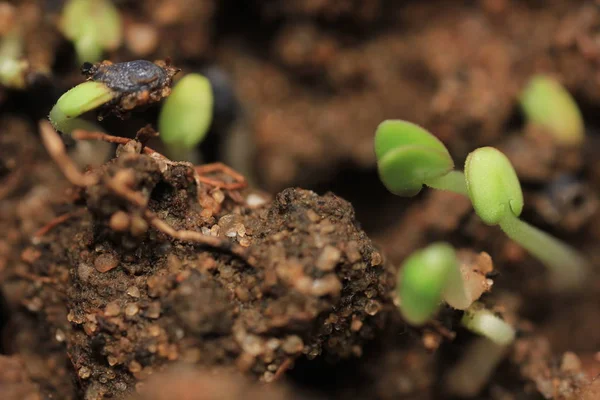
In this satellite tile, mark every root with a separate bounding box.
[39,121,98,187]
[32,209,86,244]
[105,172,255,266]
[273,358,292,382]
[41,123,254,265]
[71,129,166,159]
[194,162,248,190]
[71,130,247,191]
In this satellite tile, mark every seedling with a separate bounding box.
[465,147,589,289]
[61,0,122,64]
[397,243,514,345]
[49,59,178,134]
[520,75,584,146]
[375,120,467,196]
[0,30,27,89]
[397,243,491,325]
[158,73,214,160]
[375,119,590,289]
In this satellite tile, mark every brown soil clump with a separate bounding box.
[23,133,394,398]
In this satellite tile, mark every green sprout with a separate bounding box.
[465,147,589,289]
[61,0,122,64]
[461,302,515,346]
[397,243,488,325]
[49,59,178,135]
[0,30,28,89]
[49,81,117,133]
[397,243,514,346]
[519,75,584,146]
[375,119,590,289]
[375,120,467,196]
[158,73,214,160]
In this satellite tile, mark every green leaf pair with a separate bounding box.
[376,120,589,289]
[61,0,122,64]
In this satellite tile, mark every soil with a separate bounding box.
[1,0,600,399]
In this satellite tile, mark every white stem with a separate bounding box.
[461,302,515,346]
[444,337,509,397]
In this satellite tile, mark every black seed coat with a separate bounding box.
[91,60,167,93]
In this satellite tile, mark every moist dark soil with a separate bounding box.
[1,0,600,399]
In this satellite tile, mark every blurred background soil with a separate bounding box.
[1,0,600,399]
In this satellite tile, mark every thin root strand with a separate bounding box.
[195,162,247,190]
[39,121,98,187]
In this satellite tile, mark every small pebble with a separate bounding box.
[55,329,66,342]
[94,253,119,273]
[78,366,91,379]
[148,324,161,337]
[126,286,141,298]
[104,301,121,317]
[242,335,264,356]
[83,321,97,335]
[311,274,342,297]
[370,251,382,266]
[125,303,139,317]
[306,209,320,222]
[212,190,225,204]
[145,302,161,319]
[128,360,142,373]
[282,335,304,354]
[77,263,94,282]
[351,317,363,332]
[364,300,382,316]
[130,216,148,236]
[345,241,362,263]
[246,193,268,208]
[110,211,131,231]
[316,245,341,271]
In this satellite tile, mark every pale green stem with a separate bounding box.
[461,303,515,346]
[499,211,589,289]
[444,338,509,397]
[442,258,473,310]
[425,170,469,196]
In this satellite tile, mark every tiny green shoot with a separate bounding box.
[375,120,467,196]
[49,80,117,134]
[397,243,488,326]
[520,75,584,146]
[61,0,122,64]
[465,147,589,289]
[158,73,214,160]
[0,31,27,89]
